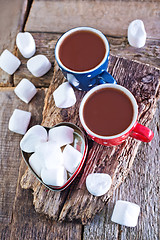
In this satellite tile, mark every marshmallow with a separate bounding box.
[48,126,74,147]
[9,109,31,135]
[14,78,37,103]
[86,173,112,197]
[16,32,36,58]
[29,152,44,177]
[41,166,67,186]
[53,82,76,108]
[27,55,51,77]
[111,200,140,227]
[63,144,82,173]
[0,49,21,75]
[20,125,48,153]
[35,141,63,169]
[128,20,146,48]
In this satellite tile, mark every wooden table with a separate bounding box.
[0,1,160,239]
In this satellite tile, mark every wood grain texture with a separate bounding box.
[13,32,160,88]
[84,100,160,240]
[109,37,160,69]
[0,88,44,237]
[0,0,27,86]
[25,1,160,38]
[21,56,160,224]
[0,87,29,225]
[10,160,82,240]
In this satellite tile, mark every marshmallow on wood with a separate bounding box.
[27,55,51,77]
[14,78,37,103]
[16,32,36,58]
[128,20,146,48]
[63,144,82,173]
[41,166,67,187]
[0,49,21,75]
[86,173,112,197]
[35,141,63,169]
[111,200,140,227]
[48,126,74,147]
[20,125,48,153]
[29,152,44,177]
[8,109,31,135]
[53,82,76,108]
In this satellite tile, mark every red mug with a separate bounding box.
[79,84,154,146]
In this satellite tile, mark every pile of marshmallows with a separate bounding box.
[20,125,83,187]
[0,19,146,228]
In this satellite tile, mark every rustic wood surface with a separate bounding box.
[21,58,160,224]
[0,88,45,239]
[0,0,160,239]
[0,0,28,86]
[26,0,160,38]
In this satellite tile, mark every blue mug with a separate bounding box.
[55,27,116,91]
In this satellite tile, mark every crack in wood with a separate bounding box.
[21,0,34,32]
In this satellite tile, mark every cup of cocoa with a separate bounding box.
[55,27,116,91]
[79,84,154,146]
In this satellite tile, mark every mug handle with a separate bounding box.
[97,71,117,84]
[129,122,154,142]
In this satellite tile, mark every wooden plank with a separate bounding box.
[21,56,160,224]
[9,160,82,240]
[109,37,160,69]
[0,0,28,86]
[84,100,160,239]
[13,33,160,88]
[25,1,160,38]
[0,87,29,225]
[0,88,45,238]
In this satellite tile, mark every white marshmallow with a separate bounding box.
[14,78,37,103]
[86,173,112,197]
[35,141,63,169]
[63,144,82,173]
[9,109,31,135]
[128,20,146,48]
[41,166,67,187]
[16,32,36,58]
[53,82,76,108]
[0,49,21,75]
[29,152,44,177]
[48,125,74,147]
[20,125,48,153]
[111,200,140,227]
[27,55,51,77]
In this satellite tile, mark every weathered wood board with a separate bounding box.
[25,0,160,38]
[10,160,83,240]
[0,0,27,86]
[0,88,45,238]
[21,56,160,224]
